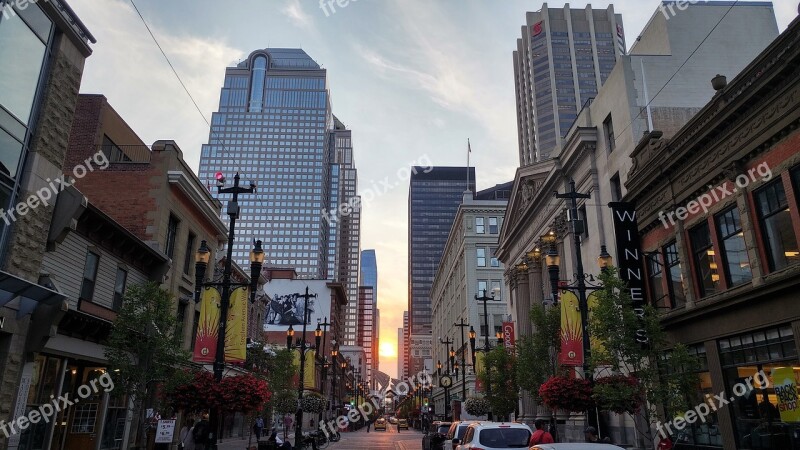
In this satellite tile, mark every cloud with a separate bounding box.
[68,0,244,172]
[282,0,313,29]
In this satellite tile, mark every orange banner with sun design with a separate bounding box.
[193,287,221,363]
[559,290,583,366]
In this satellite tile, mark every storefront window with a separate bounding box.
[690,221,719,297]
[720,325,800,450]
[755,179,799,272]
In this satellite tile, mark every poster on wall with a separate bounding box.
[263,279,331,330]
[772,367,800,422]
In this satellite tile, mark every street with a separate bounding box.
[337,426,423,450]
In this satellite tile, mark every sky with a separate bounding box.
[67,0,795,378]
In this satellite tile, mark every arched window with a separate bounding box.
[249,55,267,112]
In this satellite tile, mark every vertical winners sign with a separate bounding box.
[609,202,648,346]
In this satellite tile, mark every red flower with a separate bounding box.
[538,376,594,413]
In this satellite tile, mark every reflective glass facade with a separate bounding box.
[199,49,335,277]
[408,167,475,338]
[0,1,54,252]
[514,5,625,164]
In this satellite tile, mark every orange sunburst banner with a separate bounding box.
[559,290,583,366]
[193,287,221,363]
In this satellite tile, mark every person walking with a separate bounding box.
[528,419,554,446]
[178,419,196,450]
[193,414,210,450]
[253,416,265,441]
[366,418,371,433]
[584,426,612,444]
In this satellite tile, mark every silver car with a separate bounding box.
[456,422,532,450]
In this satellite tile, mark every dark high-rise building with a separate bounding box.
[198,49,335,276]
[513,4,625,165]
[408,167,475,375]
[357,285,376,381]
[361,249,377,294]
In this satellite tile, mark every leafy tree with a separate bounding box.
[245,344,296,418]
[478,346,519,421]
[516,303,561,401]
[105,282,190,449]
[590,268,700,449]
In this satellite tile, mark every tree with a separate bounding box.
[589,268,700,449]
[516,303,561,401]
[245,344,296,419]
[105,282,190,450]
[478,346,519,421]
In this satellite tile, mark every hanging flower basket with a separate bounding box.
[299,393,326,413]
[464,397,491,416]
[592,374,644,415]
[273,390,298,414]
[538,376,593,413]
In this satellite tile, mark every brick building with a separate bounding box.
[0,1,94,449]
[626,16,800,450]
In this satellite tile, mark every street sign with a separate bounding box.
[154,419,176,443]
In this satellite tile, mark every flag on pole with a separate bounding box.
[467,139,472,193]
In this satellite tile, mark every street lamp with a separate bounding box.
[438,337,454,421]
[475,289,496,421]
[193,173,259,449]
[285,287,317,448]
[552,179,615,430]
[454,318,471,414]
[468,327,476,373]
[495,330,503,347]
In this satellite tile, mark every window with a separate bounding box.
[477,280,488,297]
[183,232,196,275]
[488,217,499,234]
[491,281,502,300]
[664,242,686,308]
[610,173,623,202]
[689,221,719,297]
[475,217,485,234]
[80,252,100,301]
[112,268,127,311]
[101,135,131,162]
[716,207,752,286]
[165,215,179,259]
[603,114,615,152]
[578,204,589,240]
[755,179,799,271]
[490,247,499,267]
[648,252,666,308]
[477,248,486,267]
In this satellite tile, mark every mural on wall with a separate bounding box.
[266,293,315,326]
[263,279,330,330]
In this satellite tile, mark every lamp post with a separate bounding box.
[438,336,454,421]
[454,318,470,413]
[475,289,496,421]
[552,179,615,430]
[315,318,330,422]
[286,287,317,449]
[469,326,476,373]
[193,173,261,449]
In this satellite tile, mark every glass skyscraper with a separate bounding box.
[407,167,474,375]
[514,4,626,165]
[360,249,377,295]
[198,49,358,286]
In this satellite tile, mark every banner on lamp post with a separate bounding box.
[474,352,484,392]
[224,287,249,364]
[502,322,515,349]
[558,290,583,366]
[193,288,220,363]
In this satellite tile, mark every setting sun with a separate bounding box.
[379,342,397,358]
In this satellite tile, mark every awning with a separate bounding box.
[0,270,67,318]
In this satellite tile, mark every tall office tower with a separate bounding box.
[330,117,361,344]
[198,49,334,276]
[361,250,377,295]
[399,311,408,379]
[357,286,376,381]
[513,4,625,165]
[408,167,475,376]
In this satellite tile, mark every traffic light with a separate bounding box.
[215,171,225,186]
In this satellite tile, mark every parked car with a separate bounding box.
[389,416,398,424]
[423,422,452,450]
[455,422,531,450]
[398,418,409,430]
[529,445,626,450]
[374,418,387,431]
[445,421,480,450]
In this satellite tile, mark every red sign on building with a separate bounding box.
[502,322,516,348]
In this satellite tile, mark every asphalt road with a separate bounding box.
[336,426,423,450]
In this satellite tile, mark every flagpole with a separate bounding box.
[467,138,471,193]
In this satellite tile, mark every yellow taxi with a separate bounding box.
[374,418,387,431]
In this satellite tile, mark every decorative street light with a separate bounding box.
[495,330,504,347]
[468,326,476,372]
[437,336,455,421]
[475,289,497,421]
[454,318,471,413]
[551,179,615,430]
[193,172,260,449]
[285,288,317,448]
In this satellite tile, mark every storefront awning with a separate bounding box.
[0,270,66,318]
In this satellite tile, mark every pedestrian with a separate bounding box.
[584,426,612,444]
[366,418,371,432]
[178,419,196,450]
[529,419,554,446]
[253,416,265,441]
[193,413,210,450]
